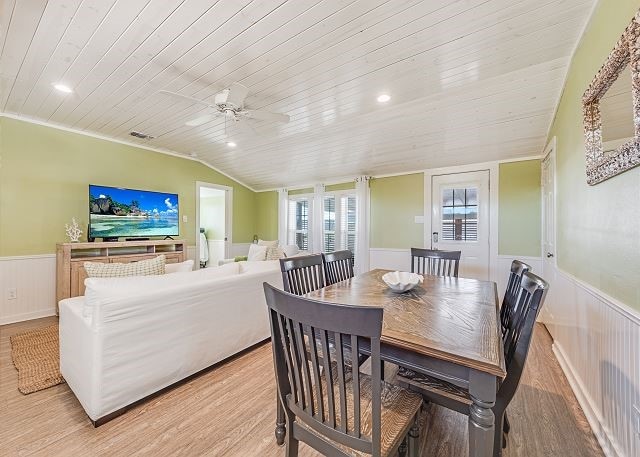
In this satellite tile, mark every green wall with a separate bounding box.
[498,160,542,257]
[547,0,640,310]
[0,117,257,255]
[255,190,278,240]
[370,174,425,249]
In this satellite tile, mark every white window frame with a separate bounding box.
[322,190,357,253]
[287,193,314,251]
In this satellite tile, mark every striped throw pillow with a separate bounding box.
[265,246,285,260]
[84,255,166,278]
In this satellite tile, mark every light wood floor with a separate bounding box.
[0,318,603,457]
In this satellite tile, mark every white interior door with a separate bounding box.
[541,146,557,325]
[432,170,490,280]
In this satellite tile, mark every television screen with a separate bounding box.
[89,185,179,239]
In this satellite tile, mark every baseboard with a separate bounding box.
[0,309,56,326]
[552,342,623,457]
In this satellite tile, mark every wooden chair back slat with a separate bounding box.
[500,260,532,335]
[498,272,548,407]
[280,254,326,295]
[264,283,383,455]
[410,248,461,278]
[322,250,355,286]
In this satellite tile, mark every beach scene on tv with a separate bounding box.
[89,185,179,238]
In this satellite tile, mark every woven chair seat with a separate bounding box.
[395,367,472,405]
[296,372,422,457]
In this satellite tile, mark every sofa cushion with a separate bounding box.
[281,244,300,257]
[247,244,268,261]
[83,262,241,319]
[84,255,166,278]
[165,260,194,274]
[239,260,281,275]
[257,239,279,248]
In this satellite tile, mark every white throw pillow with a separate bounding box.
[247,244,268,261]
[165,260,194,274]
[281,244,300,257]
[257,239,279,248]
[84,255,166,278]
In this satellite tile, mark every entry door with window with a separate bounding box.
[431,170,490,280]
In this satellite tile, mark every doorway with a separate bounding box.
[540,138,557,326]
[196,182,232,269]
[431,170,490,280]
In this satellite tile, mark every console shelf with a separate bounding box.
[56,239,186,308]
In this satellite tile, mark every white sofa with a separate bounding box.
[58,260,282,424]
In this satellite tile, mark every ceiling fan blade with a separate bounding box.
[225,82,249,107]
[233,118,256,136]
[158,90,215,107]
[185,114,216,127]
[243,109,290,123]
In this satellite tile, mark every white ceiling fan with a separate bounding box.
[159,83,290,131]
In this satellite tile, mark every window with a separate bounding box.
[288,197,311,250]
[323,193,357,254]
[441,188,478,241]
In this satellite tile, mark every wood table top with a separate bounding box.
[308,269,506,378]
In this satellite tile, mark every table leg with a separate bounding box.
[275,392,286,446]
[468,370,497,457]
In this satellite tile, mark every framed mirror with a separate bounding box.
[582,11,640,185]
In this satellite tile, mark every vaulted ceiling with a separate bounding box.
[1,0,596,190]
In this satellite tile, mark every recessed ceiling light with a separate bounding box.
[377,94,391,103]
[226,141,237,147]
[53,83,73,93]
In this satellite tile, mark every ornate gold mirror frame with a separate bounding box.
[583,11,640,185]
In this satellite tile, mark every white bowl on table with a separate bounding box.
[382,271,424,293]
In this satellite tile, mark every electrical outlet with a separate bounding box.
[634,405,640,436]
[7,288,17,300]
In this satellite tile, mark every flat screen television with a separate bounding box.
[89,185,179,240]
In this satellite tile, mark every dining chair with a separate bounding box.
[264,283,423,457]
[500,260,531,336]
[322,250,355,286]
[280,254,326,295]
[410,248,461,278]
[395,271,548,457]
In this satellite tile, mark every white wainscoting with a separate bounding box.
[0,255,57,325]
[230,243,251,258]
[369,248,412,271]
[544,268,640,457]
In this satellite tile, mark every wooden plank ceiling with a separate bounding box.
[0,0,596,190]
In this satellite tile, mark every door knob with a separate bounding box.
[546,252,554,258]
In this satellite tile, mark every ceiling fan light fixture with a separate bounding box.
[377,94,391,103]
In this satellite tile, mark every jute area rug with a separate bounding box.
[10,324,65,394]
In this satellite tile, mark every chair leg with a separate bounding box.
[380,360,385,381]
[398,437,407,457]
[493,410,505,457]
[285,417,299,457]
[503,412,510,434]
[409,416,420,457]
[275,393,286,446]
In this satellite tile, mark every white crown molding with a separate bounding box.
[255,155,544,193]
[0,112,257,192]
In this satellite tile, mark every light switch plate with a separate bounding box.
[414,215,424,224]
[182,215,188,223]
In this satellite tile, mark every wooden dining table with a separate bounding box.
[274,269,506,457]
